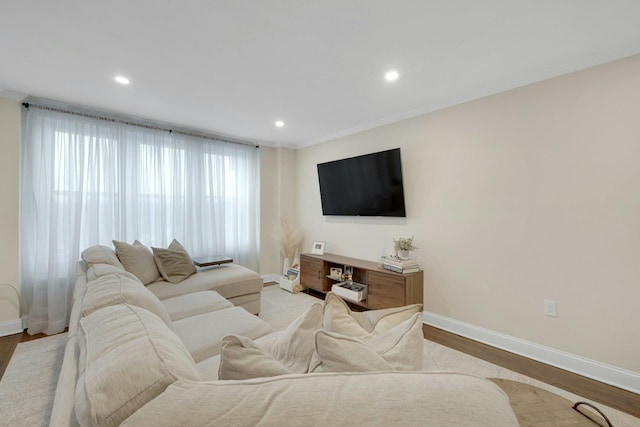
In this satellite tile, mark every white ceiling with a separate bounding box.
[1,1,640,148]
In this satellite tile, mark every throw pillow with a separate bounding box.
[81,245,124,269]
[322,291,422,341]
[218,303,323,380]
[310,312,423,373]
[113,240,161,285]
[152,239,196,284]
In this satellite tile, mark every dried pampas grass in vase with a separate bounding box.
[272,218,302,273]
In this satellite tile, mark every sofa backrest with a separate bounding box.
[75,304,200,427]
[82,273,172,326]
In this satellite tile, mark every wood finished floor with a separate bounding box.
[1,325,637,419]
[423,324,640,419]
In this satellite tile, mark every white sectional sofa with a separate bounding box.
[49,245,519,426]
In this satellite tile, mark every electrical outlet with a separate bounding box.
[544,300,557,317]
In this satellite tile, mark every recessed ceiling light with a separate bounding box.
[385,70,399,81]
[115,76,130,85]
[275,120,285,127]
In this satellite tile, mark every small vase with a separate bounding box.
[283,257,290,275]
[292,248,300,268]
[398,250,410,260]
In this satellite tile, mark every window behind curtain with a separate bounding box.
[21,107,259,335]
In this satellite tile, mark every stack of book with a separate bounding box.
[382,257,420,274]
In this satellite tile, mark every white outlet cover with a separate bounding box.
[544,300,558,317]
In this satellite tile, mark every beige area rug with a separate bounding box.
[1,285,637,426]
[0,332,67,426]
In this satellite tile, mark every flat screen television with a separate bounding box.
[317,148,406,217]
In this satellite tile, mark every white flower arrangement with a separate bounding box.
[393,236,417,251]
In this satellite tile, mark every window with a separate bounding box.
[21,106,259,335]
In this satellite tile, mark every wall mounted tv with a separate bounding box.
[317,148,406,217]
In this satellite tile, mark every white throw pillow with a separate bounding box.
[322,292,422,341]
[218,303,323,380]
[113,240,161,285]
[310,312,423,373]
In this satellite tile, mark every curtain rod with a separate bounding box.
[22,102,259,149]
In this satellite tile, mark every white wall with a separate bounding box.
[295,55,640,374]
[0,98,21,330]
[259,146,297,276]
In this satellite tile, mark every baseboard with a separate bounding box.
[423,311,640,395]
[0,318,23,337]
[261,273,281,284]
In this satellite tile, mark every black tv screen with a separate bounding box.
[317,148,406,217]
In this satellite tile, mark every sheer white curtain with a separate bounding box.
[20,107,259,335]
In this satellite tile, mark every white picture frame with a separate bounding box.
[311,241,325,255]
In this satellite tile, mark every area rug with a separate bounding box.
[0,332,67,426]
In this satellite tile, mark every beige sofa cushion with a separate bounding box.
[323,292,422,340]
[310,313,423,373]
[146,263,263,301]
[113,240,161,285]
[152,240,196,284]
[75,304,199,427]
[86,263,139,283]
[218,304,322,379]
[120,372,519,427]
[81,245,123,269]
[82,274,172,326]
[162,291,233,321]
[171,306,272,362]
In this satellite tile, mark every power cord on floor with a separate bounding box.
[0,282,21,317]
[572,401,613,427]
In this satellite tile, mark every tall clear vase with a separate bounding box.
[282,257,290,275]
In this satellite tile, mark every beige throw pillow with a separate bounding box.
[310,312,423,373]
[323,292,423,341]
[81,245,124,269]
[113,240,161,285]
[152,239,196,284]
[82,273,172,326]
[75,304,200,427]
[218,303,323,380]
[218,335,292,380]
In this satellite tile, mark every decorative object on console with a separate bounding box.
[393,236,417,260]
[311,241,326,255]
[331,281,367,303]
[343,265,353,281]
[329,267,342,280]
[383,256,420,274]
